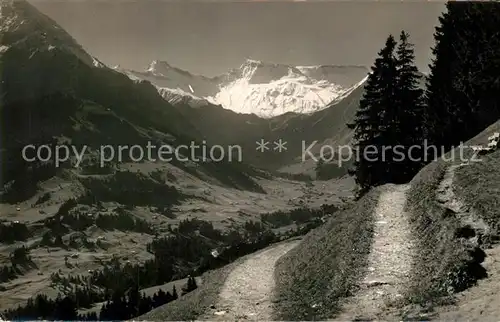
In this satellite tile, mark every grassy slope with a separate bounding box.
[453,120,500,237]
[403,119,500,317]
[403,158,465,312]
[455,151,500,235]
[272,189,378,320]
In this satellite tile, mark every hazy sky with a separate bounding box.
[30,1,445,77]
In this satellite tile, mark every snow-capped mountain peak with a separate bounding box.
[147,60,172,76]
[206,60,349,117]
[232,59,305,84]
[121,59,369,118]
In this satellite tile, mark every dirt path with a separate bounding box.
[202,241,299,321]
[334,184,415,321]
[437,163,490,236]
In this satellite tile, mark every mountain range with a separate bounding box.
[0,0,267,198]
[121,59,370,118]
[113,59,377,174]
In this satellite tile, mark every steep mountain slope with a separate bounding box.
[0,0,267,198]
[157,87,212,108]
[0,0,95,68]
[124,60,219,98]
[297,65,371,88]
[123,59,369,118]
[397,119,500,319]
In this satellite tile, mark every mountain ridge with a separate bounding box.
[122,58,370,118]
[0,0,267,196]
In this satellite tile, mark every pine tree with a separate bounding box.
[424,3,468,153]
[127,285,140,318]
[53,296,77,320]
[348,35,398,195]
[424,2,500,154]
[392,30,425,180]
[182,276,198,295]
[453,3,500,133]
[99,301,110,320]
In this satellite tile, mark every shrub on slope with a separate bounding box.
[273,189,379,320]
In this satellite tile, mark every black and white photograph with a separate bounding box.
[1,0,500,320]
